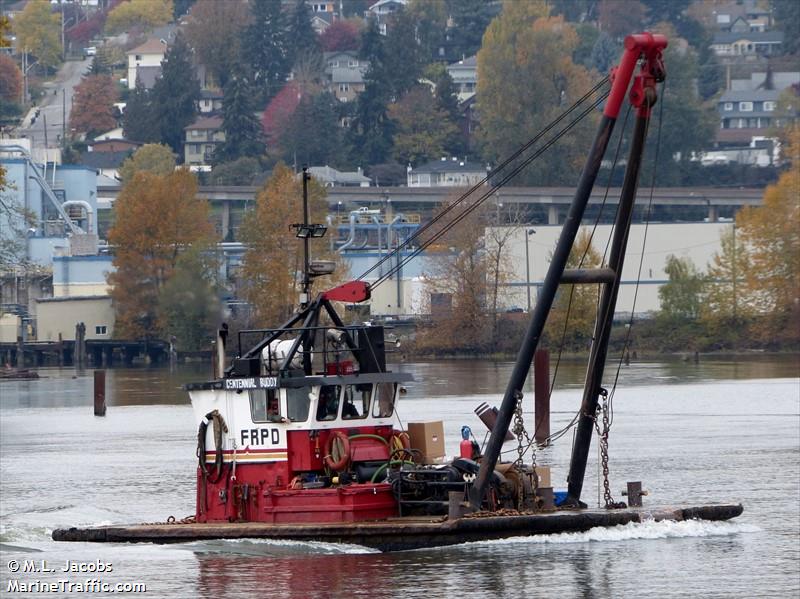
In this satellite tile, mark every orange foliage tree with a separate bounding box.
[0,54,22,103]
[734,126,800,343]
[108,169,216,339]
[239,163,340,327]
[70,75,118,138]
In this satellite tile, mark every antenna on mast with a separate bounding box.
[291,166,330,307]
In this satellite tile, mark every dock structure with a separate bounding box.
[53,504,743,552]
[0,339,170,368]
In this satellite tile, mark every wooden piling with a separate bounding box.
[534,349,550,444]
[94,370,106,416]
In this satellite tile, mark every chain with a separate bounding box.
[512,390,539,509]
[512,390,528,470]
[594,389,624,509]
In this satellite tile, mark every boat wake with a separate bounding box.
[460,519,760,548]
[184,537,379,556]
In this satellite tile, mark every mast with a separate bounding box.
[469,33,667,510]
[301,166,311,307]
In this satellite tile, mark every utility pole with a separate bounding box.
[62,89,66,144]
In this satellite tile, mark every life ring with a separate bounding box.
[324,431,351,471]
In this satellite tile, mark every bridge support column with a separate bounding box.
[548,205,559,225]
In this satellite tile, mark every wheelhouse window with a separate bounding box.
[373,383,397,417]
[250,389,281,422]
[286,387,311,422]
[316,385,341,421]
[342,383,372,420]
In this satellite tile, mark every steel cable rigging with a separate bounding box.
[369,87,612,290]
[355,75,611,288]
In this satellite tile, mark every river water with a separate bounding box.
[1,356,798,598]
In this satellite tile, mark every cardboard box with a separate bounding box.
[407,421,446,464]
[535,466,551,488]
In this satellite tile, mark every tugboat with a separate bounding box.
[54,32,742,551]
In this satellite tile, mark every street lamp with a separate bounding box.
[524,227,536,312]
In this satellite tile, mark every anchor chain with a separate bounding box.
[512,390,539,509]
[594,389,625,509]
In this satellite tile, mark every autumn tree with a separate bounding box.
[239,163,339,326]
[151,35,200,155]
[13,0,62,70]
[701,226,754,346]
[388,85,459,166]
[261,81,302,152]
[108,169,216,339]
[477,7,598,186]
[544,228,602,349]
[105,0,173,35]
[418,198,491,353]
[734,127,800,343]
[598,0,646,39]
[0,54,22,121]
[70,75,118,138]
[319,19,361,52]
[0,54,22,104]
[118,144,176,183]
[185,0,249,88]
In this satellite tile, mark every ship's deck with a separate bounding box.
[52,503,743,552]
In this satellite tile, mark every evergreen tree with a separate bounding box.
[123,78,160,143]
[282,91,342,166]
[243,0,290,105]
[359,17,386,66]
[427,64,464,155]
[347,78,394,166]
[286,0,320,68]
[349,18,394,165]
[152,35,200,156]
[383,11,422,98]
[215,72,266,164]
[448,0,497,60]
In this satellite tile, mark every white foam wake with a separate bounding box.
[184,537,379,555]
[462,519,760,548]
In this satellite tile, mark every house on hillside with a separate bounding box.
[184,115,225,170]
[689,0,773,31]
[407,157,488,187]
[447,55,478,102]
[367,0,407,35]
[126,38,168,90]
[87,139,141,154]
[711,31,783,59]
[198,89,223,114]
[79,151,133,180]
[324,51,369,102]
